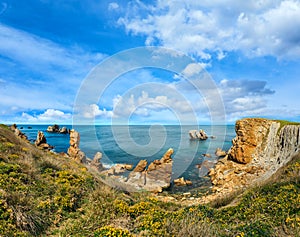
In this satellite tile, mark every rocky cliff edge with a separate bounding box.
[208,118,300,197]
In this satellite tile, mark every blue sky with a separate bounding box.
[0,0,300,124]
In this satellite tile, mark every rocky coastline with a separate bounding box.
[9,118,300,198]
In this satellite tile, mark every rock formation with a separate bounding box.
[209,118,300,195]
[174,177,192,186]
[47,125,69,134]
[67,129,86,163]
[196,160,216,177]
[126,148,174,192]
[189,129,208,140]
[215,148,227,157]
[10,124,28,140]
[104,164,133,175]
[90,152,104,171]
[34,131,53,150]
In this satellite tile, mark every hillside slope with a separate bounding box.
[0,124,299,236]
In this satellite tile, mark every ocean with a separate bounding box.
[20,124,236,188]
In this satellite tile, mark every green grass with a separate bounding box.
[272,119,300,136]
[0,125,299,236]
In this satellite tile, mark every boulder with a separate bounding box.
[174,177,192,186]
[215,148,227,157]
[202,153,211,158]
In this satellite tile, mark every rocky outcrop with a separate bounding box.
[196,160,216,177]
[67,129,86,163]
[125,148,174,192]
[132,160,147,172]
[209,118,300,195]
[90,152,104,171]
[174,177,192,186]
[215,148,227,157]
[34,131,53,150]
[47,125,69,134]
[10,124,28,140]
[189,129,208,140]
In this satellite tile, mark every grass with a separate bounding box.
[0,125,299,236]
[272,119,300,136]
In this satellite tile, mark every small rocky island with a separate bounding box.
[47,124,70,134]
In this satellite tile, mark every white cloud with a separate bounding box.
[108,2,119,11]
[119,0,300,59]
[83,104,113,118]
[181,63,204,77]
[21,109,71,123]
[112,90,195,118]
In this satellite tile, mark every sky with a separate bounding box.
[0,0,300,125]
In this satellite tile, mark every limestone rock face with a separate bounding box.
[126,148,174,192]
[209,118,300,197]
[228,118,273,164]
[67,129,86,163]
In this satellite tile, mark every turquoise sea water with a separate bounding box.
[20,125,236,187]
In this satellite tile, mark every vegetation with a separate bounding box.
[0,124,299,236]
[272,119,300,135]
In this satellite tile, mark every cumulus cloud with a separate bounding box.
[113,90,195,118]
[21,109,71,123]
[82,104,113,118]
[119,0,300,59]
[218,79,276,120]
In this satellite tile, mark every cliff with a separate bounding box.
[209,118,300,195]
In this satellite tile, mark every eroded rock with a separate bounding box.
[126,148,174,192]
[174,177,192,186]
[189,129,208,140]
[215,148,227,157]
[67,129,86,163]
[208,118,300,199]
